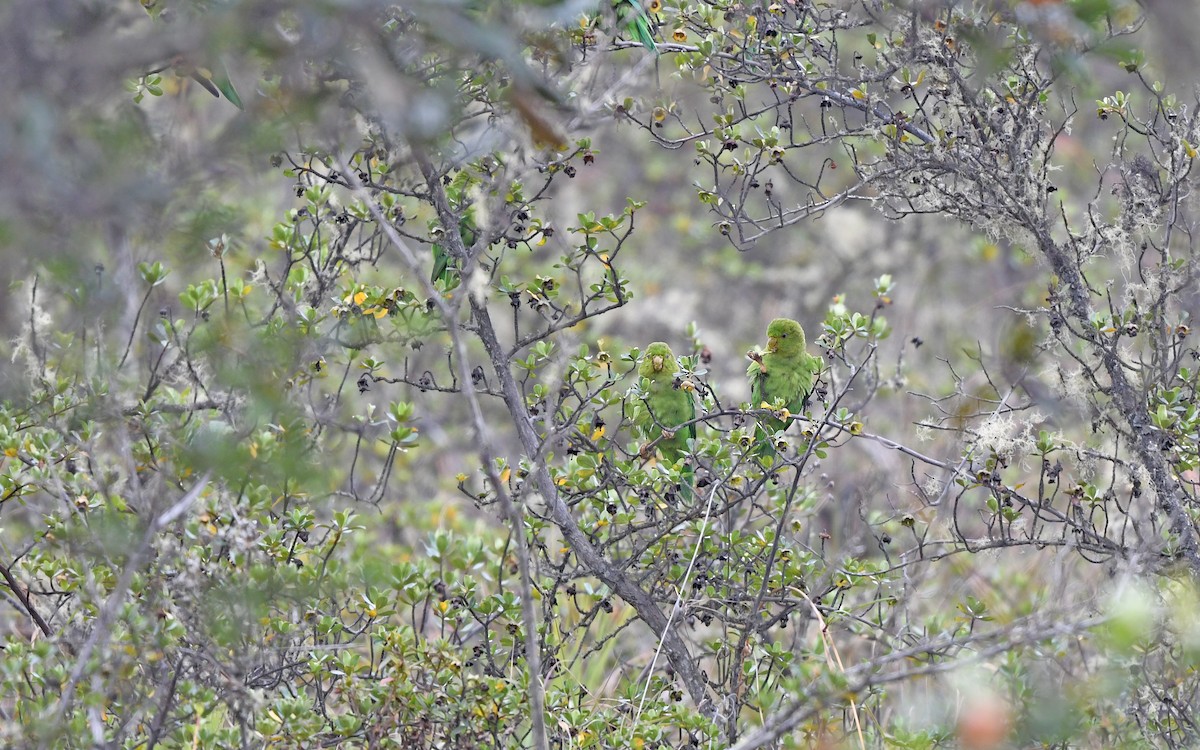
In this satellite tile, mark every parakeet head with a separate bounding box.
[765,318,806,356]
[639,342,678,378]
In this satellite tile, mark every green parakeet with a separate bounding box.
[634,342,696,496]
[431,211,478,288]
[747,318,820,458]
[615,0,657,53]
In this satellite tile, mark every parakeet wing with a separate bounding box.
[188,70,222,98]
[803,352,821,406]
[431,212,475,285]
[431,243,451,284]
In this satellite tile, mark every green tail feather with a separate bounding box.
[631,16,656,53]
[617,0,657,53]
[753,428,781,466]
[214,70,244,110]
[678,462,694,502]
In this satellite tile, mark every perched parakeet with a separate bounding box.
[747,318,820,458]
[634,342,697,495]
[615,0,657,53]
[635,342,695,461]
[431,211,478,288]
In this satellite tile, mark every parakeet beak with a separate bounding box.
[766,336,779,353]
[652,355,664,371]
